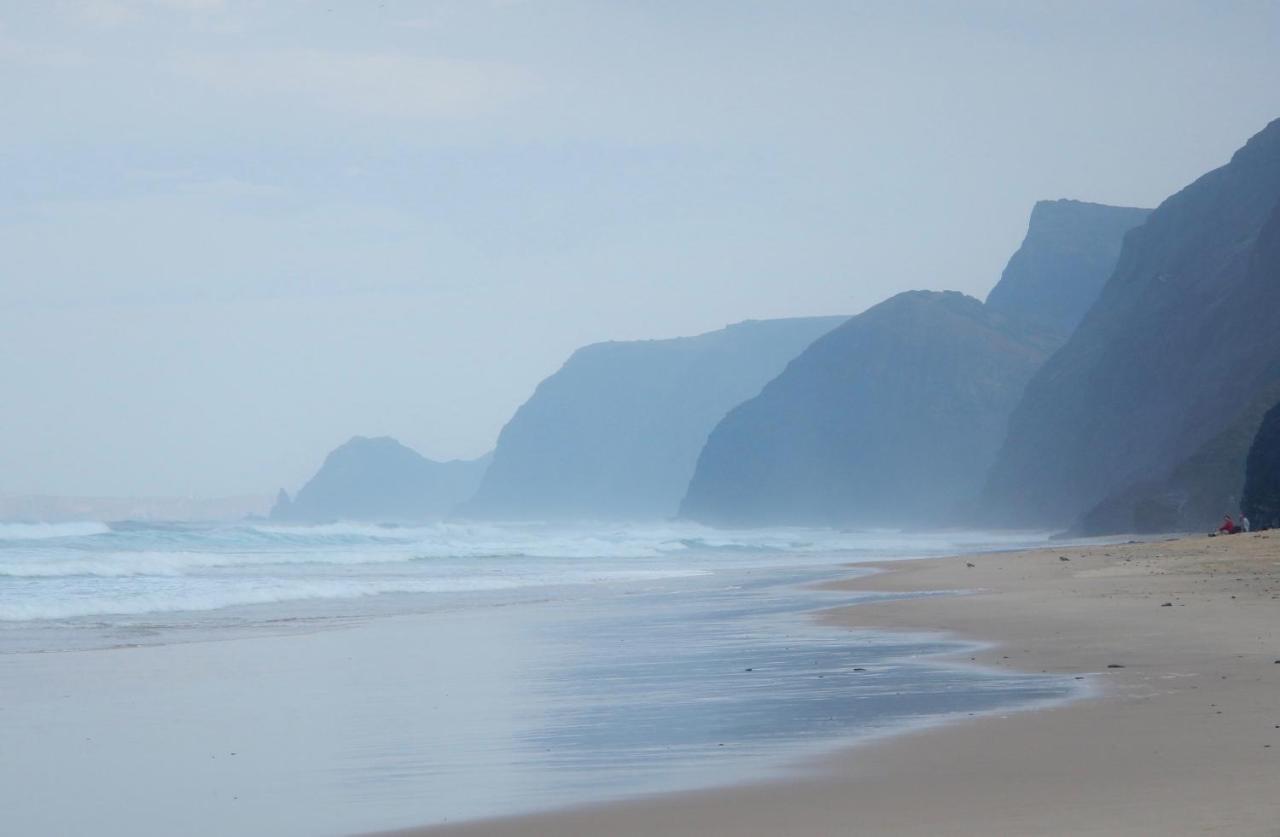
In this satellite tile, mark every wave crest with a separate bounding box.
[0,521,111,541]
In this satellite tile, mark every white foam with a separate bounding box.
[0,521,111,541]
[0,520,1056,622]
[0,567,709,621]
[0,549,416,577]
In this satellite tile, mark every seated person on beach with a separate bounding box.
[1218,515,1238,534]
[1240,514,1251,533]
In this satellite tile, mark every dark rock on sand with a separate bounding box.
[1242,399,1280,530]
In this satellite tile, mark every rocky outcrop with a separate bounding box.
[272,436,490,523]
[677,199,1148,528]
[983,118,1280,533]
[460,317,847,520]
[1242,399,1280,530]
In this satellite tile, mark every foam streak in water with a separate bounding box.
[0,520,1054,624]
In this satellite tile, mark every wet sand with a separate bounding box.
[392,532,1280,836]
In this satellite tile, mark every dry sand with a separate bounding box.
[387,533,1280,836]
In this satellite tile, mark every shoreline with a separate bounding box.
[388,533,1280,836]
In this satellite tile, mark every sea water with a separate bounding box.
[0,521,1081,835]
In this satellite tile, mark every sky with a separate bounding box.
[2,0,1279,498]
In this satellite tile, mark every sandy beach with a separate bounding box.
[398,533,1280,836]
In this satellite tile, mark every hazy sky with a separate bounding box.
[3,0,1279,497]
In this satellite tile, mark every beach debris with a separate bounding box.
[1059,556,1070,561]
[1161,602,1173,606]
[744,668,753,672]
[966,562,976,568]
[1107,664,1125,668]
[853,667,867,672]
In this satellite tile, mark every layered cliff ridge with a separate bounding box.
[983,117,1280,533]
[678,199,1148,527]
[1242,399,1280,530]
[271,436,490,523]
[460,316,847,520]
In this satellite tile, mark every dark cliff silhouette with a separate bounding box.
[1241,400,1280,530]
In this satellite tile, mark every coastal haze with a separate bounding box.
[5,4,1280,837]
[3,1,1279,500]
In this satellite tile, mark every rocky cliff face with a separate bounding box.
[272,436,490,523]
[983,118,1280,533]
[985,199,1151,335]
[460,317,847,520]
[679,292,1060,526]
[1242,400,1280,530]
[677,199,1147,528]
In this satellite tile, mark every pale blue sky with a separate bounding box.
[3,0,1279,496]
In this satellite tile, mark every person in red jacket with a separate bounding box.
[1218,515,1238,534]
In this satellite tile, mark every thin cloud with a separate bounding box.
[66,0,225,26]
[150,0,225,9]
[0,26,86,68]
[396,16,441,32]
[170,46,537,120]
[68,0,144,27]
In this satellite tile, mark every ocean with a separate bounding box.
[0,520,1083,835]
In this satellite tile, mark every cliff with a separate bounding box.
[679,292,1059,526]
[460,317,847,520]
[983,118,1280,533]
[678,199,1148,527]
[1241,399,1280,530]
[272,436,490,523]
[985,199,1152,335]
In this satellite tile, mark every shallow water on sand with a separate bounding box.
[0,523,1080,835]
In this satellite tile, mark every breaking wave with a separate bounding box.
[0,566,708,622]
[0,519,1052,623]
[0,521,112,541]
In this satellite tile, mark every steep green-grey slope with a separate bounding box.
[1242,399,1280,530]
[460,317,847,520]
[679,292,1060,526]
[272,436,490,523]
[985,199,1152,335]
[983,118,1280,532]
